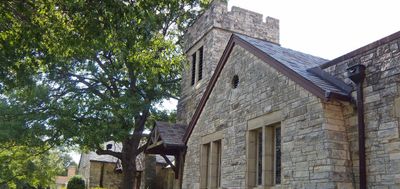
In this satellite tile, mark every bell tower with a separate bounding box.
[177,0,280,123]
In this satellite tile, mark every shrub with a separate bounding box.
[67,175,85,189]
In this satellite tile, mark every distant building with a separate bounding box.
[55,166,76,189]
[78,142,175,189]
[78,142,143,189]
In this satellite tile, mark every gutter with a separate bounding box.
[347,64,367,189]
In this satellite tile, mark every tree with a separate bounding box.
[60,153,77,176]
[0,0,210,188]
[0,144,65,189]
[67,176,85,189]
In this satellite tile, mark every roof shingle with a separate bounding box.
[236,34,352,97]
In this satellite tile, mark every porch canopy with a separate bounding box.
[145,121,187,156]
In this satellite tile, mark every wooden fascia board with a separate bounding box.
[147,141,164,151]
[233,36,329,101]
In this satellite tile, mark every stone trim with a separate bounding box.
[394,97,400,118]
[200,132,223,189]
[201,130,224,144]
[248,111,282,131]
[187,39,205,56]
[183,34,351,144]
[188,40,205,87]
[246,118,281,189]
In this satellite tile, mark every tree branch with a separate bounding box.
[94,55,120,97]
[96,149,122,159]
[65,72,109,101]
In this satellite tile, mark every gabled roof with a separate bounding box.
[236,34,352,99]
[79,142,145,171]
[183,34,353,143]
[146,122,187,155]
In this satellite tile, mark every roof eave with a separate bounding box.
[233,35,335,101]
[183,34,353,144]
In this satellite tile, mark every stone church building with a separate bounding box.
[146,1,400,188]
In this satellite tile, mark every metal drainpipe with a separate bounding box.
[347,64,367,189]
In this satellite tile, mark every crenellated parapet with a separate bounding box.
[183,0,279,53]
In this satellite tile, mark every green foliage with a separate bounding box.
[0,144,65,189]
[60,154,77,176]
[0,0,209,148]
[67,176,85,189]
[0,0,211,187]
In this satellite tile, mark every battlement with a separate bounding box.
[183,0,279,52]
[177,1,280,124]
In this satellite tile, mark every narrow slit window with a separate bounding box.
[198,46,203,81]
[275,127,281,185]
[257,129,263,185]
[191,53,196,86]
[215,140,222,188]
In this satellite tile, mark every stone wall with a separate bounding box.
[89,161,124,189]
[154,167,176,189]
[323,34,400,188]
[78,154,91,188]
[177,0,279,124]
[182,46,354,189]
[182,0,279,52]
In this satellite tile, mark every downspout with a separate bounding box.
[346,64,367,189]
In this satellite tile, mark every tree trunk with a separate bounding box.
[121,140,138,189]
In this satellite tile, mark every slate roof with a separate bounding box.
[154,121,186,147]
[145,122,187,155]
[236,34,352,98]
[79,142,145,171]
[183,34,353,143]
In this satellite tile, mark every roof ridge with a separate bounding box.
[234,34,329,64]
[183,34,352,143]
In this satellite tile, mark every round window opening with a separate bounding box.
[231,75,239,89]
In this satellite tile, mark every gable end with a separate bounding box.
[183,34,352,143]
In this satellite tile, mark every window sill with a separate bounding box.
[251,185,282,189]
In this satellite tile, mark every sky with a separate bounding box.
[70,0,400,164]
[229,0,400,59]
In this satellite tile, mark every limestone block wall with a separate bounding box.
[78,154,91,188]
[323,35,400,188]
[177,0,279,124]
[182,0,279,52]
[178,29,232,123]
[89,161,123,189]
[182,46,354,189]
